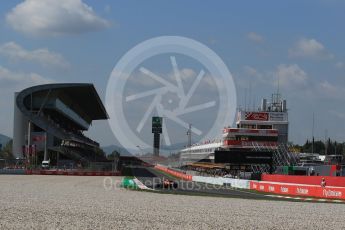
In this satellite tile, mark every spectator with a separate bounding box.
[321,178,326,187]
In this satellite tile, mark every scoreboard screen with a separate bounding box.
[152,117,162,126]
[215,150,273,164]
[152,117,162,133]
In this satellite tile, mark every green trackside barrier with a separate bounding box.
[121,177,138,189]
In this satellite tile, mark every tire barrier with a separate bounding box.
[262,174,345,187]
[154,165,193,181]
[250,181,345,200]
[25,170,121,176]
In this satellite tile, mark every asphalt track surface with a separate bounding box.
[130,166,290,201]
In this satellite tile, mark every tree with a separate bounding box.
[94,147,106,158]
[107,150,120,160]
[293,139,344,155]
[0,140,14,160]
[302,140,328,154]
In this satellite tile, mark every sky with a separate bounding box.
[0,0,345,149]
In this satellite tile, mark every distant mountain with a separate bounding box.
[101,145,132,156]
[102,142,186,157]
[161,142,186,151]
[0,134,11,149]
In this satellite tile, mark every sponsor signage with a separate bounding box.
[269,112,286,121]
[22,145,37,155]
[269,186,275,192]
[31,132,46,151]
[323,189,342,198]
[281,187,289,193]
[245,112,269,121]
[250,181,345,200]
[296,188,309,195]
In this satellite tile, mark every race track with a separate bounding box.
[130,166,290,201]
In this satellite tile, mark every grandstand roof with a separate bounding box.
[20,83,108,120]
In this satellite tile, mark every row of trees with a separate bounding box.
[292,139,345,155]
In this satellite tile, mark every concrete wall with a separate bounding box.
[12,93,28,159]
[192,176,250,189]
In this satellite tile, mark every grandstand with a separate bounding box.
[13,84,109,168]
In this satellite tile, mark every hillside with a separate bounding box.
[0,134,11,148]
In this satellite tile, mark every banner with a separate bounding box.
[155,165,192,181]
[250,181,345,200]
[262,174,345,187]
[245,112,269,121]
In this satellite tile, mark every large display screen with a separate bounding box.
[215,150,273,164]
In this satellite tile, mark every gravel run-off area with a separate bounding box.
[1,175,345,230]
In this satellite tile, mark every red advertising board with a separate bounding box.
[262,173,345,187]
[155,165,192,181]
[250,181,345,200]
[245,112,269,121]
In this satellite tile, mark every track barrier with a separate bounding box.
[0,169,26,175]
[262,174,345,187]
[25,170,121,176]
[154,165,192,181]
[250,180,345,200]
[192,176,250,189]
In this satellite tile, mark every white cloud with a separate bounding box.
[177,68,216,88]
[6,0,110,36]
[241,64,308,90]
[243,65,266,82]
[0,42,69,68]
[0,66,54,89]
[180,68,197,80]
[247,32,264,43]
[243,65,258,76]
[289,38,333,59]
[128,68,216,90]
[275,64,308,89]
[330,110,345,120]
[317,81,345,100]
[0,66,55,137]
[335,61,344,69]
